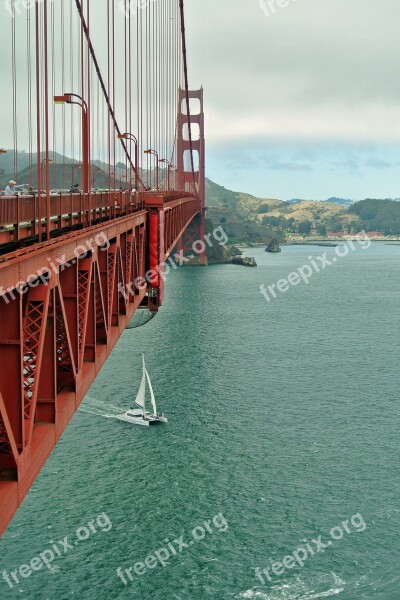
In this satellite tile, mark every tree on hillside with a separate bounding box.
[257,203,273,214]
[327,218,343,232]
[298,220,312,235]
[262,215,283,228]
[348,199,400,234]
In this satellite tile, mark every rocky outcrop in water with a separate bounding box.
[207,244,256,266]
[205,219,257,266]
[232,256,257,267]
[265,238,281,253]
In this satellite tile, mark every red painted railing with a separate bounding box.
[0,190,199,247]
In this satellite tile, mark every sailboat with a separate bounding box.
[116,355,168,426]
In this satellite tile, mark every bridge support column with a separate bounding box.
[144,196,166,311]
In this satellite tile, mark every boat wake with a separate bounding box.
[86,398,124,411]
[239,588,344,600]
[79,407,119,419]
[239,573,345,600]
[78,396,124,420]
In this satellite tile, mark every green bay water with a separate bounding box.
[0,242,399,599]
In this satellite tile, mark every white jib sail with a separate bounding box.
[135,356,146,415]
[145,368,157,415]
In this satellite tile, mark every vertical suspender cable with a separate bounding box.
[27,9,33,186]
[43,0,50,239]
[35,2,42,232]
[112,0,116,188]
[87,0,92,216]
[139,4,143,186]
[51,0,56,190]
[11,8,18,178]
[74,0,144,189]
[61,1,66,189]
[70,1,74,168]
[107,0,111,189]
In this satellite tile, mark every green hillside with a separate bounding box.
[205,179,400,239]
[348,199,400,235]
[205,178,279,244]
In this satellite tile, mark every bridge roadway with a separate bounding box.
[0,190,200,535]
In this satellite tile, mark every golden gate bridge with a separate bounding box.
[0,0,206,535]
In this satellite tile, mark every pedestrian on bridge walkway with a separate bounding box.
[3,180,27,196]
[4,180,17,196]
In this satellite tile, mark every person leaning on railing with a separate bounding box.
[4,180,26,196]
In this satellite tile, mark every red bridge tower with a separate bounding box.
[177,88,207,265]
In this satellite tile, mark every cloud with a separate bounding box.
[1,0,399,199]
[186,0,400,143]
[365,158,393,169]
[269,162,313,172]
[332,159,361,172]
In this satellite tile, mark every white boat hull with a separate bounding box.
[116,410,168,426]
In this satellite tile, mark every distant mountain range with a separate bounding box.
[323,197,355,207]
[289,196,400,207]
[288,197,355,207]
[205,179,400,241]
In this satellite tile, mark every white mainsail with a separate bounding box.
[145,368,157,415]
[134,355,146,415]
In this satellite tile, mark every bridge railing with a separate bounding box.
[0,191,180,246]
[163,196,201,257]
[0,190,198,228]
[0,191,138,226]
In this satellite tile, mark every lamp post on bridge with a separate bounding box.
[159,159,176,192]
[0,150,7,190]
[169,165,177,190]
[54,93,91,223]
[54,94,89,192]
[120,173,128,190]
[71,163,82,187]
[144,148,159,191]
[118,133,139,191]
[41,158,52,191]
[92,167,101,189]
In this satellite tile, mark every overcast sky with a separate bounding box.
[185,0,400,199]
[1,0,399,200]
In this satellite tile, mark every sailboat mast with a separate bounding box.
[142,355,146,416]
[145,368,157,415]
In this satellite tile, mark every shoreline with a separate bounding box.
[235,237,400,249]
